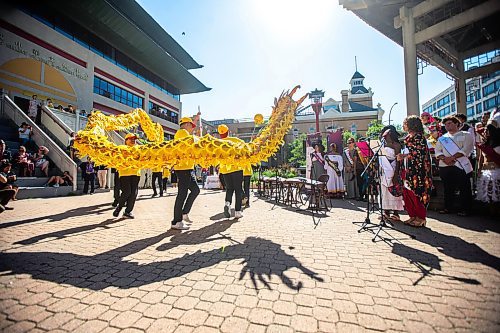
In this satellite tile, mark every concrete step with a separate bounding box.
[15,177,49,187]
[17,186,74,199]
[5,141,21,151]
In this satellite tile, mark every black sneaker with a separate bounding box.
[152,193,157,197]
[159,193,163,197]
[4,206,14,210]
[113,208,121,217]
[123,212,134,219]
[112,201,118,207]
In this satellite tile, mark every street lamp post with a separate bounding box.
[309,88,325,139]
[388,102,398,126]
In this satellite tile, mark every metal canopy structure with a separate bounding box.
[18,0,210,95]
[340,0,500,116]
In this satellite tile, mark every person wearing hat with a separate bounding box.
[218,124,244,219]
[33,146,50,177]
[171,115,201,230]
[113,133,141,219]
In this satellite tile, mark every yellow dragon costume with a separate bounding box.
[74,86,307,170]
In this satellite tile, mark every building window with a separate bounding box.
[481,70,500,83]
[438,106,451,118]
[476,103,483,114]
[148,101,179,124]
[466,106,474,117]
[93,76,143,109]
[466,94,474,104]
[450,91,455,101]
[451,103,455,113]
[483,97,497,111]
[436,95,450,108]
[482,81,498,97]
[423,105,433,114]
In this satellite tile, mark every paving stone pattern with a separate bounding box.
[0,189,499,332]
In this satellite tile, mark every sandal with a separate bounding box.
[390,214,401,222]
[407,217,426,227]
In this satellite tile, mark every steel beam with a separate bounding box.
[411,0,455,19]
[415,0,500,45]
[418,50,461,79]
[431,37,459,61]
[460,41,500,60]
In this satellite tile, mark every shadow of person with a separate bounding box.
[238,237,324,290]
[403,227,500,273]
[391,243,481,286]
[427,210,500,234]
[0,203,114,229]
[0,235,323,291]
[156,220,235,252]
[14,218,125,245]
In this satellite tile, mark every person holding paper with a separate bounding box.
[434,115,474,216]
[379,126,404,221]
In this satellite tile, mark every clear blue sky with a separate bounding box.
[137,0,453,126]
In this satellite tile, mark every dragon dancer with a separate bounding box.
[171,115,201,230]
[218,124,244,219]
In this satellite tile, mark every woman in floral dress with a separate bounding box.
[397,116,433,227]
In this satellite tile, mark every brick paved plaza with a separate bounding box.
[0,189,499,333]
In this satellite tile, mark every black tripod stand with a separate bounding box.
[354,140,415,242]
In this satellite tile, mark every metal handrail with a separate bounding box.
[2,95,78,191]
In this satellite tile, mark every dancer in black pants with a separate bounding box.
[171,115,201,230]
[113,134,141,219]
[242,164,252,208]
[218,124,244,218]
[151,167,163,197]
[223,170,244,218]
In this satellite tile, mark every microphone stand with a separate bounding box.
[353,138,415,242]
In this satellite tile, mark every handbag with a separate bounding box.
[388,166,403,197]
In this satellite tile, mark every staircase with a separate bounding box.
[1,95,78,198]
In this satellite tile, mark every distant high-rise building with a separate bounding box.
[422,70,499,121]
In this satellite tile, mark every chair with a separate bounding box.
[313,174,330,211]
